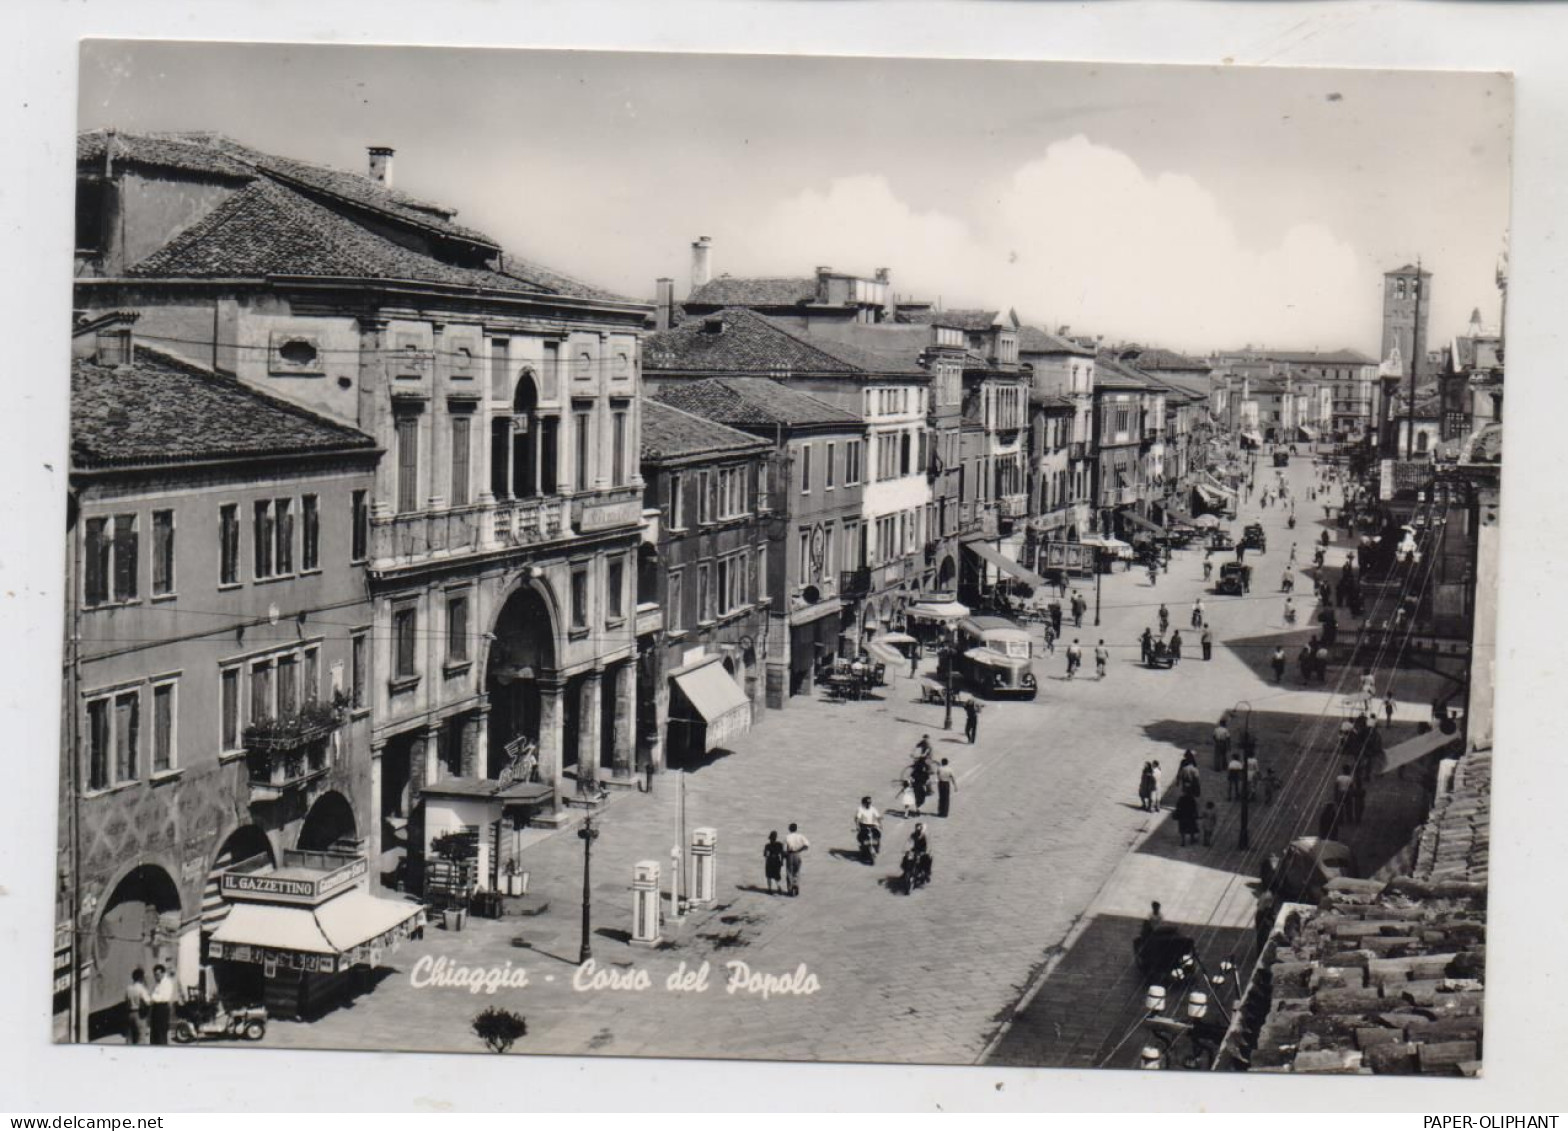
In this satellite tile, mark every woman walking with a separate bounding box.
[1139,761,1158,812]
[762,831,786,894]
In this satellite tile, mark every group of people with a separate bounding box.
[762,824,812,896]
[123,964,179,1045]
[897,737,959,818]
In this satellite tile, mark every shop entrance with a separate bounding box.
[89,864,181,1041]
[485,583,556,779]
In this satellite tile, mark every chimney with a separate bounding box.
[654,278,675,332]
[367,146,395,188]
[815,265,833,303]
[690,236,712,293]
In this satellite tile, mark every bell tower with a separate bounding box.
[1381,264,1431,378]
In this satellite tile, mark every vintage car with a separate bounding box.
[1208,528,1235,551]
[939,616,1038,699]
[1242,523,1268,552]
[1217,561,1252,596]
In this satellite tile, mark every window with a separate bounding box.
[845,440,862,486]
[756,544,768,600]
[277,654,298,717]
[351,490,369,563]
[612,406,629,487]
[799,444,812,494]
[490,338,511,400]
[715,467,747,520]
[698,470,711,525]
[698,562,712,622]
[303,647,319,705]
[114,690,139,783]
[84,513,140,606]
[220,504,240,585]
[574,351,594,381]
[798,528,811,582]
[574,405,592,488]
[151,510,174,596]
[86,696,110,791]
[151,681,175,773]
[251,659,274,723]
[450,416,471,507]
[220,668,240,753]
[113,515,138,602]
[396,415,419,514]
[668,474,685,530]
[716,557,729,615]
[447,594,470,664]
[826,443,836,489]
[667,569,684,632]
[84,517,109,607]
[301,495,320,571]
[275,498,294,575]
[900,431,911,476]
[570,568,589,630]
[253,501,275,579]
[351,632,368,710]
[393,607,418,679]
[607,559,625,621]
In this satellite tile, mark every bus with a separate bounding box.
[940,615,1038,700]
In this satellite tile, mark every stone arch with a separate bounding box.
[299,790,359,853]
[936,554,957,591]
[200,824,275,980]
[90,863,182,1039]
[484,577,561,778]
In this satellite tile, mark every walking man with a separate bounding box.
[1178,753,1202,798]
[1271,645,1286,683]
[783,823,810,896]
[909,649,920,680]
[1191,597,1204,629]
[1140,627,1155,666]
[1071,591,1086,628]
[1383,693,1396,728]
[1169,630,1183,664]
[1212,717,1231,772]
[1066,638,1083,680]
[149,964,177,1045]
[936,758,957,818]
[1227,751,1244,801]
[1094,639,1109,679]
[1200,623,1213,661]
[962,696,981,744]
[1158,603,1170,635]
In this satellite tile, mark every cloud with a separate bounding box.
[747,136,1376,353]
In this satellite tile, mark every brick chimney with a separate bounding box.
[368,146,395,188]
[654,278,675,331]
[690,236,712,293]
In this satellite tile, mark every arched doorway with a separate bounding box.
[202,827,274,1004]
[485,582,558,778]
[90,864,181,1040]
[299,790,358,853]
[936,555,956,591]
[490,372,558,500]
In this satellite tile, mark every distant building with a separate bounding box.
[1019,326,1096,550]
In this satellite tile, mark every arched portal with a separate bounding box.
[936,555,956,591]
[201,826,275,1004]
[492,372,544,501]
[485,582,558,778]
[90,864,181,1039]
[299,791,359,853]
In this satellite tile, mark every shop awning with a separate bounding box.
[1196,484,1229,507]
[1123,511,1167,536]
[1164,504,1199,526]
[1242,430,1264,445]
[908,601,969,622]
[1377,728,1462,776]
[963,540,1049,588]
[209,891,424,966]
[672,661,752,752]
[1203,473,1238,497]
[1298,425,1320,440]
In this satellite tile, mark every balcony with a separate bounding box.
[244,702,342,801]
[635,600,663,637]
[1068,442,1088,461]
[839,566,872,598]
[492,496,568,547]
[998,494,1028,519]
[372,504,485,565]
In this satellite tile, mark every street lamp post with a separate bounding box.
[941,626,956,730]
[578,814,599,964]
[1093,548,1104,627]
[1235,701,1254,851]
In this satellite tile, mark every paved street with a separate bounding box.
[260,453,1440,1064]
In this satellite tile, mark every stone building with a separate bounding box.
[62,330,380,1039]
[71,130,652,887]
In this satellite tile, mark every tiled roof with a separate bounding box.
[1460,423,1503,465]
[1235,349,1374,367]
[644,307,925,377]
[1094,357,1153,391]
[127,179,625,301]
[640,399,769,463]
[686,276,818,307]
[931,308,1002,331]
[1018,325,1094,356]
[72,347,376,469]
[1126,347,1212,372]
[653,377,861,430]
[1031,393,1076,410]
[78,130,255,180]
[1412,749,1491,884]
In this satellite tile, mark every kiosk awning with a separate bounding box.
[209,891,424,966]
[963,540,1048,587]
[1377,728,1462,776]
[1123,511,1168,536]
[908,601,969,622]
[672,661,752,752]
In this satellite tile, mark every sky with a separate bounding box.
[78,41,1512,356]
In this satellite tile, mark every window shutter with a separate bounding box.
[113,515,137,601]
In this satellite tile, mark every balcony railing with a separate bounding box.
[244,702,341,801]
[998,494,1028,518]
[1068,442,1088,461]
[840,566,872,598]
[492,496,568,548]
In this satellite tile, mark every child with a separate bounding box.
[1201,802,1218,847]
[896,780,917,819]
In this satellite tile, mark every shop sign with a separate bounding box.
[221,856,368,904]
[579,499,641,532]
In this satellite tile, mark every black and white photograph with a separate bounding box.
[28,24,1530,1097]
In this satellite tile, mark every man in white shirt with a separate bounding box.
[149,964,178,1045]
[854,797,882,856]
[783,823,809,896]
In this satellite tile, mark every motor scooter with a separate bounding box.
[855,822,881,865]
[899,848,932,894]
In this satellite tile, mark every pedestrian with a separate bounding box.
[1138,761,1157,811]
[1360,669,1377,709]
[1158,603,1170,635]
[124,968,152,1045]
[910,649,920,679]
[1175,791,1200,846]
[1094,639,1109,679]
[963,696,981,744]
[1191,597,1204,628]
[1169,630,1182,663]
[762,831,786,894]
[149,964,177,1045]
[1314,644,1330,683]
[1271,646,1286,682]
[1212,718,1231,772]
[1150,760,1163,809]
[915,733,934,761]
[1200,623,1213,661]
[783,823,810,896]
[1246,750,1261,799]
[1071,591,1085,628]
[1200,801,1218,847]
[1333,765,1355,824]
[1050,602,1063,635]
[1235,543,1246,564]
[1227,751,1244,801]
[1043,621,1057,654]
[1178,755,1201,798]
[1203,557,1213,582]
[1140,627,1154,666]
[936,758,957,818]
[910,755,932,814]
[896,779,917,818]
[1383,693,1396,727]
[1262,764,1280,804]
[1066,638,1083,680]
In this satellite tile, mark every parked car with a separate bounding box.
[1242,523,1267,552]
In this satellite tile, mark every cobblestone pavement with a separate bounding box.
[259,453,1437,1065]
